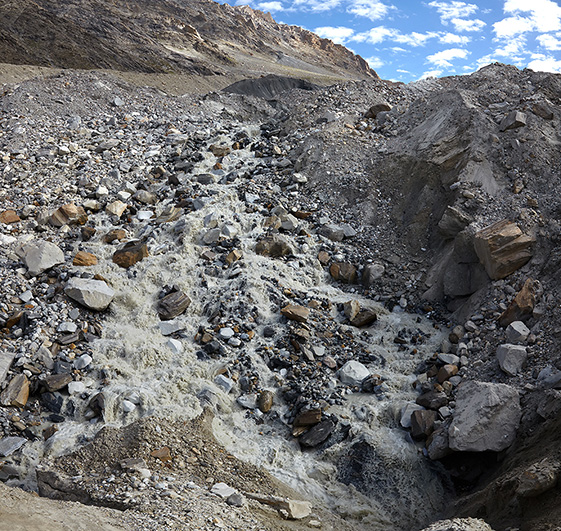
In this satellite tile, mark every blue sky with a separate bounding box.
[221,0,561,82]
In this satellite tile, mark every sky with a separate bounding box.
[220,0,561,82]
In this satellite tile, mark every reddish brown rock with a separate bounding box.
[103,229,127,244]
[474,220,535,280]
[281,304,310,323]
[499,278,537,327]
[151,446,172,462]
[0,210,20,224]
[73,251,98,266]
[50,204,88,227]
[257,390,274,413]
[329,262,357,284]
[112,241,148,268]
[225,249,242,266]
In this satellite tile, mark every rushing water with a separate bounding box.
[19,124,447,529]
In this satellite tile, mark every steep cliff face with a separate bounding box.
[0,0,376,81]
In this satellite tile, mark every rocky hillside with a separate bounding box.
[0,0,375,83]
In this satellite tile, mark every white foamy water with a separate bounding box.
[27,124,447,529]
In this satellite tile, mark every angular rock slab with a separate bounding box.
[158,291,191,320]
[18,240,65,276]
[65,278,115,311]
[474,220,535,280]
[448,381,520,452]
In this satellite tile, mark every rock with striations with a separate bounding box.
[157,291,191,320]
[50,203,88,227]
[448,381,520,452]
[65,278,115,311]
[18,240,65,276]
[112,241,148,268]
[0,374,29,407]
[499,278,537,327]
[474,220,535,280]
[73,251,98,266]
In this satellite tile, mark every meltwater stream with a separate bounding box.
[20,123,448,529]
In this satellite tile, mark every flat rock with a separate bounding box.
[474,220,535,280]
[0,436,27,457]
[0,210,20,224]
[105,200,128,217]
[158,291,191,320]
[280,304,310,322]
[448,381,520,452]
[19,240,65,276]
[112,241,148,268]
[299,418,336,447]
[65,278,115,311]
[44,373,73,392]
[73,251,98,266]
[293,408,322,427]
[211,482,237,499]
[416,391,448,410]
[496,343,527,376]
[338,360,370,386]
[103,228,127,243]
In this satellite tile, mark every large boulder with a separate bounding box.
[499,278,537,327]
[474,220,535,280]
[448,381,520,452]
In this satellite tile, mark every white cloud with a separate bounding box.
[353,26,398,44]
[493,35,528,60]
[347,0,393,21]
[427,47,469,67]
[419,68,444,79]
[291,0,343,12]
[365,56,385,68]
[527,54,561,72]
[428,1,479,21]
[537,33,561,50]
[256,1,284,11]
[314,25,355,44]
[493,15,535,37]
[439,32,471,44]
[394,31,440,46]
[504,0,561,33]
[450,17,486,31]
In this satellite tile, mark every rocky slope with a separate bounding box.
[1,28,561,531]
[0,0,375,84]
